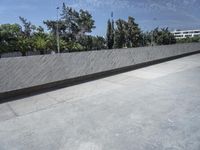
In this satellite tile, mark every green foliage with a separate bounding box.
[17,36,33,56]
[92,36,106,50]
[176,36,200,43]
[33,34,49,54]
[151,28,176,45]
[70,42,85,52]
[19,17,34,38]
[114,19,125,48]
[78,9,96,34]
[113,17,141,49]
[77,35,106,51]
[0,24,22,53]
[61,3,79,37]
[126,17,141,47]
[78,35,92,50]
[44,3,96,42]
[45,35,69,52]
[43,20,66,37]
[140,32,151,46]
[42,3,97,53]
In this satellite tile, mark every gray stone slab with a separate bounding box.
[0,43,200,96]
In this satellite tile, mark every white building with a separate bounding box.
[171,29,200,39]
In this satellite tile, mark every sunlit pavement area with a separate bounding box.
[1,54,200,150]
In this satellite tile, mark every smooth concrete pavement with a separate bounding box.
[0,54,200,150]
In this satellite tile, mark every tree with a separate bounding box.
[92,36,106,50]
[17,36,32,56]
[140,32,151,46]
[60,3,95,40]
[0,24,22,54]
[19,17,34,38]
[42,34,68,52]
[78,9,95,35]
[18,17,37,55]
[43,20,66,37]
[151,28,176,45]
[43,3,96,52]
[61,3,79,38]
[33,33,49,54]
[78,35,93,50]
[114,19,126,48]
[106,19,114,49]
[127,16,141,47]
[113,17,141,48]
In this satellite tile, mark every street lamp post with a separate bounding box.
[56,7,60,53]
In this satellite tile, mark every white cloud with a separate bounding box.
[65,0,200,26]
[67,0,199,11]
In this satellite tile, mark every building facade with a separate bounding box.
[171,29,200,39]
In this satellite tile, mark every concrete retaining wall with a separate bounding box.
[1,43,200,99]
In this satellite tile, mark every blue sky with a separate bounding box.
[0,0,200,36]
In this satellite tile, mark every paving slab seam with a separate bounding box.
[2,90,116,122]
[1,103,60,122]
[7,103,18,117]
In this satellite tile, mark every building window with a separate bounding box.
[194,31,200,33]
[185,35,192,37]
[174,32,180,35]
[175,35,183,37]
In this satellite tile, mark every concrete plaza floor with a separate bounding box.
[0,54,200,150]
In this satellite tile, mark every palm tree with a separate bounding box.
[33,34,49,54]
